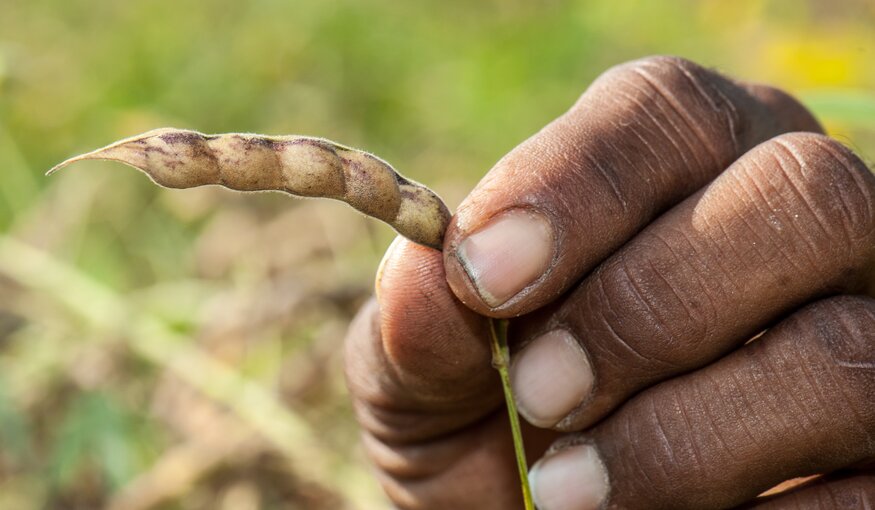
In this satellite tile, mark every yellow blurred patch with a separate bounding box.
[763,32,864,87]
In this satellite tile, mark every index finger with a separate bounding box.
[442,56,822,317]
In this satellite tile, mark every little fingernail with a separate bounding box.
[455,209,553,308]
[510,329,594,428]
[529,444,609,510]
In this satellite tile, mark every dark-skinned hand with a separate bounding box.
[344,56,875,510]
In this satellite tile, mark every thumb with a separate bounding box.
[345,237,501,443]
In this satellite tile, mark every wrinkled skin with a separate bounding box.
[345,56,875,510]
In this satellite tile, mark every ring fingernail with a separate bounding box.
[529,444,609,510]
[510,329,594,428]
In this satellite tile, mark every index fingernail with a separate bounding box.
[455,209,554,308]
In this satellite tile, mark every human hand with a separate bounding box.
[345,56,875,509]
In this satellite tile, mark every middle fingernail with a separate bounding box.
[510,329,594,428]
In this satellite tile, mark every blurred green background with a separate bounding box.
[1,1,873,508]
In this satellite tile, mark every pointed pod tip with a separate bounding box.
[46,156,77,176]
[46,128,179,178]
[45,152,102,176]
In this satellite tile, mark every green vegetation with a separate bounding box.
[0,1,873,508]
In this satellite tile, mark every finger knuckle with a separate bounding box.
[755,133,875,265]
[590,56,744,167]
[591,251,707,372]
[806,296,875,369]
[352,399,445,444]
[798,296,875,426]
[607,395,719,509]
[605,55,703,89]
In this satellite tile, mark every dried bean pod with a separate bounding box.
[49,128,451,249]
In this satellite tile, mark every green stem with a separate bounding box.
[489,318,535,510]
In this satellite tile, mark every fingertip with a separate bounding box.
[375,235,405,302]
[377,236,445,308]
